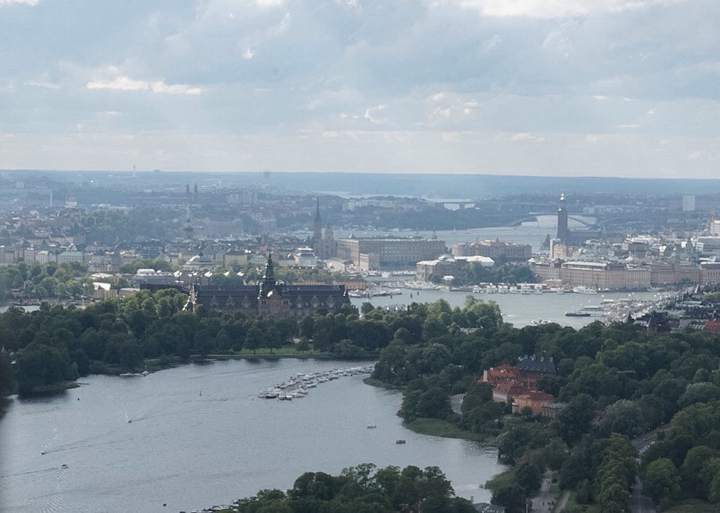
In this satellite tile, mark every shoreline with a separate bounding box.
[363,377,497,444]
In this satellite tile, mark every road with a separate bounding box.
[531,472,557,513]
[632,477,657,513]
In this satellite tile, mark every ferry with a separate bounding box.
[565,311,592,317]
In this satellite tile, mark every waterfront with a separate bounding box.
[352,289,664,329]
[337,214,595,251]
[0,359,504,513]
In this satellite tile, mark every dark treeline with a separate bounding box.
[435,262,537,286]
[370,300,720,512]
[0,291,502,398]
[218,464,475,513]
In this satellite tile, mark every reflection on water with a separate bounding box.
[0,359,504,513]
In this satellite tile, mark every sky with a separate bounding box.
[0,0,719,177]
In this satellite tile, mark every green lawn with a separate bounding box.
[404,417,491,442]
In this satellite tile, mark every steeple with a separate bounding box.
[312,197,323,245]
[258,252,277,298]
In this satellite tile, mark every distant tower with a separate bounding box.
[557,193,569,243]
[183,205,194,240]
[313,197,323,246]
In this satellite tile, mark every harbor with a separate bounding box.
[258,364,374,400]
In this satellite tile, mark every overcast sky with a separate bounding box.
[0,0,718,177]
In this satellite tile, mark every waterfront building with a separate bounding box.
[531,258,710,290]
[187,253,349,317]
[452,240,531,262]
[336,237,446,269]
[416,255,494,282]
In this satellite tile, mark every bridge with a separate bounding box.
[509,214,597,228]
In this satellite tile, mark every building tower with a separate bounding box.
[557,193,569,243]
[258,252,277,299]
[312,197,323,246]
[183,204,194,240]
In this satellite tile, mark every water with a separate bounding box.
[0,360,504,513]
[336,215,595,251]
[352,290,663,329]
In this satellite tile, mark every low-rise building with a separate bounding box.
[416,255,494,282]
[336,237,446,269]
[453,240,531,262]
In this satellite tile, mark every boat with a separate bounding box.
[573,286,598,295]
[565,311,591,317]
[367,425,377,429]
[395,439,406,445]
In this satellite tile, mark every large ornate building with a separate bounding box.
[186,253,349,317]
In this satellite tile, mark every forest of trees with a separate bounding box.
[370,299,720,512]
[219,464,475,513]
[0,262,90,303]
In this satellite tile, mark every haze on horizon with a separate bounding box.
[0,0,718,178]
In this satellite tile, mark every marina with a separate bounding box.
[258,364,374,400]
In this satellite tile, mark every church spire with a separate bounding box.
[259,252,277,299]
[313,197,323,245]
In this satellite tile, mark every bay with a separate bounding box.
[0,359,504,513]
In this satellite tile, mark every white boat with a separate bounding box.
[573,286,598,295]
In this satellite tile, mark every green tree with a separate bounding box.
[643,458,680,505]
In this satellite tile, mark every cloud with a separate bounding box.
[454,0,685,18]
[25,80,61,89]
[0,0,39,6]
[0,0,718,176]
[86,76,203,95]
[363,104,387,124]
[510,132,546,143]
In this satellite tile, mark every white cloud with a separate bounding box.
[364,104,387,124]
[86,76,203,95]
[0,0,39,6]
[454,0,685,18]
